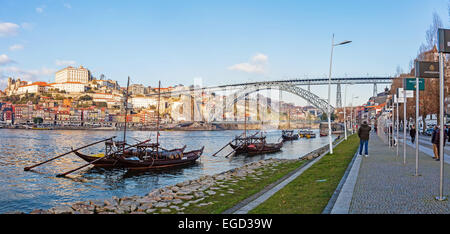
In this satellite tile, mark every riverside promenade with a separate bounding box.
[334,131,450,214]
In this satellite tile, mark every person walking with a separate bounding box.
[389,124,395,147]
[410,125,416,144]
[447,125,450,143]
[432,126,439,160]
[358,120,372,157]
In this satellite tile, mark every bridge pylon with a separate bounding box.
[336,82,342,108]
[373,83,378,97]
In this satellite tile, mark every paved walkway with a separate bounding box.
[347,133,450,214]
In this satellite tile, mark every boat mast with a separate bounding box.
[288,107,291,129]
[123,76,130,145]
[156,80,161,147]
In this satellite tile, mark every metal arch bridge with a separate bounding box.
[206,82,335,122]
[151,77,393,95]
[146,77,393,122]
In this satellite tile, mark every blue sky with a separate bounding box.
[0,0,449,106]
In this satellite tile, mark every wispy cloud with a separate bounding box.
[9,44,24,51]
[0,66,56,81]
[21,22,34,30]
[64,3,72,9]
[0,78,8,90]
[0,54,15,66]
[228,53,269,74]
[36,6,46,14]
[0,22,20,37]
[251,53,268,63]
[55,59,76,66]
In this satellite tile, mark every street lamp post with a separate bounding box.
[328,34,352,154]
[344,84,348,140]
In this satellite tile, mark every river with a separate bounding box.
[0,129,336,213]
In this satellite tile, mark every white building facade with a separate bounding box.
[131,96,157,109]
[50,82,86,93]
[55,66,90,84]
[16,82,49,94]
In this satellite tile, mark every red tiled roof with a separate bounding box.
[20,81,50,87]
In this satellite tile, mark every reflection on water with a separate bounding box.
[0,129,335,213]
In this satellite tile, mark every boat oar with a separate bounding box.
[211,133,245,157]
[56,139,151,177]
[224,144,245,158]
[24,136,116,171]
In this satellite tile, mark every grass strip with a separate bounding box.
[249,134,359,214]
[179,159,305,214]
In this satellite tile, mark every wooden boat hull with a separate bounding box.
[74,151,120,168]
[246,142,283,155]
[73,146,187,168]
[117,147,204,170]
[230,142,283,156]
[229,143,251,154]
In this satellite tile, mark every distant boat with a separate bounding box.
[299,129,316,138]
[213,95,283,157]
[229,133,283,155]
[281,130,299,141]
[32,126,52,130]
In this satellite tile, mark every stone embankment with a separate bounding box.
[26,158,307,214]
[299,144,330,161]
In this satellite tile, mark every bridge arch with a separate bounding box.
[208,82,334,122]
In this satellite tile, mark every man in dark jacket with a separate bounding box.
[431,126,447,161]
[447,126,450,142]
[358,121,372,157]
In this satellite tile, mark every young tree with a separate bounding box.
[425,12,443,50]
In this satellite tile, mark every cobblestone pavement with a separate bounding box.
[349,133,450,214]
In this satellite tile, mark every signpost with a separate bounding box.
[436,28,449,201]
[395,90,405,153]
[407,75,422,177]
[398,86,412,164]
[394,94,403,157]
[396,95,399,156]
[415,61,440,78]
[412,62,436,177]
[387,101,391,147]
[403,83,407,165]
[405,78,425,91]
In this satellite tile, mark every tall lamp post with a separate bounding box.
[344,85,348,140]
[328,34,352,154]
